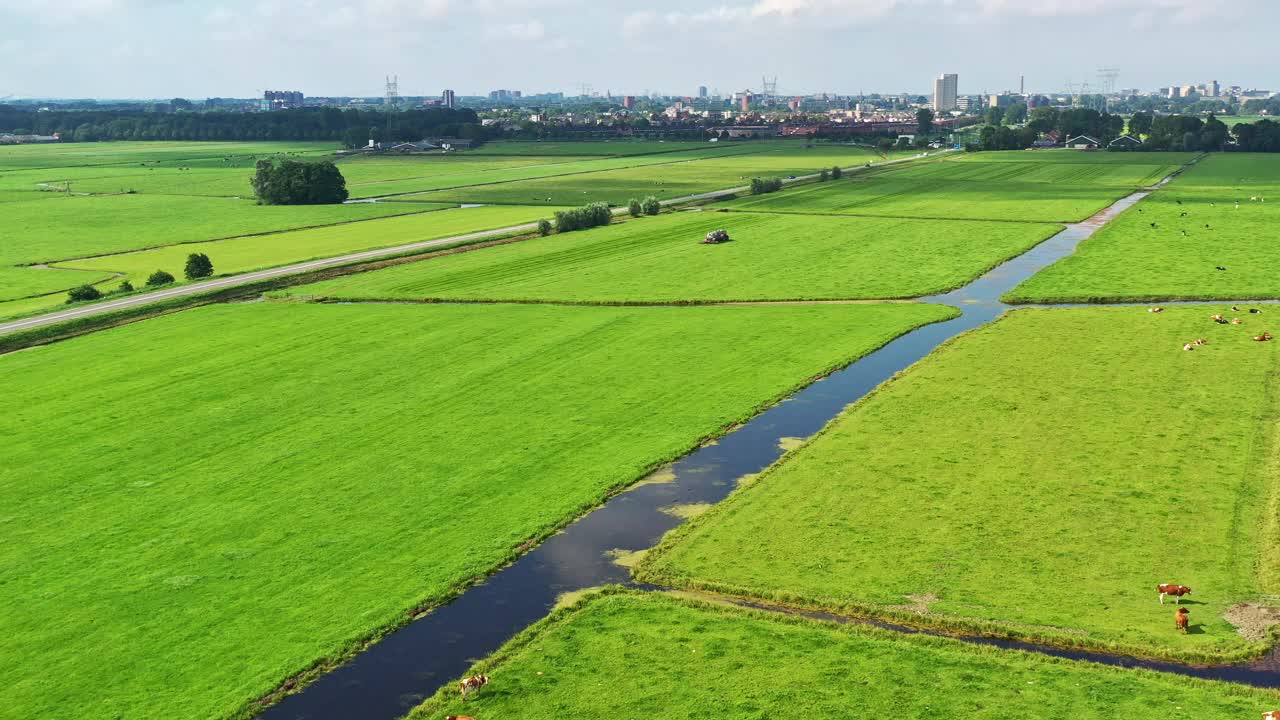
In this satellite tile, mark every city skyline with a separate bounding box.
[1,0,1276,99]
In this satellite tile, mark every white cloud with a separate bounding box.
[501,19,547,40]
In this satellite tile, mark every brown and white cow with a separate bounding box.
[459,674,490,698]
[1158,583,1192,604]
[446,716,477,720]
[1262,711,1280,720]
[1175,607,1190,634]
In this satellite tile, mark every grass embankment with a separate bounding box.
[0,301,953,719]
[1007,154,1280,302]
[290,210,1059,303]
[723,152,1183,223]
[638,306,1280,661]
[412,590,1280,720]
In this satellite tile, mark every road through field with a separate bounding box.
[0,151,945,338]
[255,162,1216,720]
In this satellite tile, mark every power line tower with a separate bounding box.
[384,75,399,139]
[761,76,777,104]
[1096,67,1120,95]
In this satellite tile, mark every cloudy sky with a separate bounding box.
[1,0,1275,99]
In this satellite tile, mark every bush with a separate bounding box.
[146,270,175,287]
[749,177,784,195]
[251,159,349,205]
[184,253,214,280]
[66,285,102,304]
[642,196,661,215]
[537,218,552,236]
[627,198,643,218]
[117,280,134,293]
[554,202,613,233]
[831,166,842,179]
[819,169,830,182]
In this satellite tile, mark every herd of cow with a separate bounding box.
[1144,307,1274,349]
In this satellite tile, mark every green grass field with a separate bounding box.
[1008,154,1280,302]
[637,306,1280,661]
[289,210,1059,303]
[721,153,1185,223]
[0,194,428,302]
[0,301,953,720]
[412,591,1279,720]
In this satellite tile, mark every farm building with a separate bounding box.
[1108,135,1142,149]
[1064,135,1101,150]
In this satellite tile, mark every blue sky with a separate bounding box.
[0,0,1275,99]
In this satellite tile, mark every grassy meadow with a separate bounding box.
[1008,154,1280,302]
[0,300,954,719]
[0,140,336,170]
[413,591,1279,720]
[638,306,1280,660]
[290,210,1059,303]
[722,152,1187,223]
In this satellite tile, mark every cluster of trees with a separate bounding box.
[750,177,784,195]
[251,159,348,205]
[818,165,843,181]
[627,196,662,217]
[65,255,212,304]
[984,103,1028,126]
[1231,119,1280,152]
[0,106,487,144]
[553,202,613,232]
[970,107,1280,153]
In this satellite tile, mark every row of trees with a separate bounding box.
[627,196,663,217]
[750,177,784,194]
[66,254,212,304]
[0,106,487,144]
[971,109,1280,153]
[553,202,613,232]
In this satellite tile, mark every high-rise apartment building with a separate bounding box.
[933,74,958,112]
[698,85,708,98]
[442,89,456,109]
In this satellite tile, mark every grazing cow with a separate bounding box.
[1255,333,1274,342]
[1215,265,1227,271]
[1263,711,1280,720]
[459,675,490,698]
[1148,307,1165,313]
[1233,306,1242,312]
[1176,607,1190,633]
[1157,584,1192,604]
[1212,314,1228,324]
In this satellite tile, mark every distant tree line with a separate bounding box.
[0,105,489,144]
[970,108,1280,153]
[750,177,784,195]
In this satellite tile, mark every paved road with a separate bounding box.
[0,150,947,337]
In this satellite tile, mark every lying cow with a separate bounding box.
[446,716,477,720]
[1158,583,1192,604]
[1176,607,1190,634]
[1262,711,1280,720]
[1256,333,1274,343]
[459,674,490,698]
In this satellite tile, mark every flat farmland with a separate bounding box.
[0,194,424,301]
[0,140,336,170]
[389,145,911,206]
[637,306,1280,661]
[289,210,1059,303]
[55,145,762,199]
[412,592,1279,720]
[722,154,1183,222]
[0,301,955,719]
[1008,154,1280,302]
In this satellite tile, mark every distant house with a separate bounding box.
[1108,134,1142,149]
[1031,138,1061,149]
[0,133,60,145]
[1064,135,1101,150]
[427,137,475,151]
